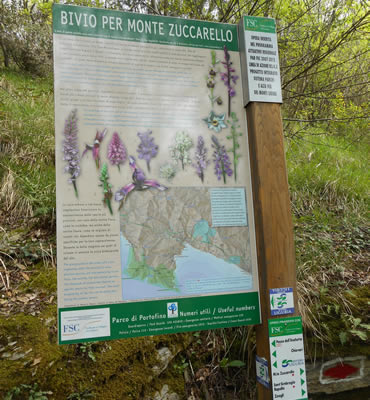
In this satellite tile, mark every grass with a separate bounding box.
[287,135,369,212]
[0,69,55,225]
[286,135,369,354]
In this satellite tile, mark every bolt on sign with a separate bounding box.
[53,4,269,344]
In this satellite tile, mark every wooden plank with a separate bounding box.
[246,102,298,400]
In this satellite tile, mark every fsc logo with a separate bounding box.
[63,324,80,334]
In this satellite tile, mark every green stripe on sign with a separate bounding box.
[268,316,303,337]
[53,4,239,51]
[59,291,260,344]
[243,16,276,34]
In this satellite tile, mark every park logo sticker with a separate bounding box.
[256,355,270,388]
[167,302,179,318]
[270,287,294,316]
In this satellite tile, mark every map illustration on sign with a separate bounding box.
[120,187,253,300]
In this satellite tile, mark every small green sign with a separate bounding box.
[243,16,276,34]
[268,316,308,399]
[268,316,303,337]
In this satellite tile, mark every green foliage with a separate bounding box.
[23,268,57,294]
[67,389,95,400]
[220,358,245,368]
[0,1,52,75]
[77,343,97,362]
[0,305,191,399]
[287,135,369,213]
[0,70,55,225]
[289,132,368,353]
[5,383,51,400]
[277,1,369,141]
[342,315,369,342]
[339,331,348,345]
[337,315,369,345]
[173,356,189,372]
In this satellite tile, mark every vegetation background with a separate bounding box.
[0,0,368,399]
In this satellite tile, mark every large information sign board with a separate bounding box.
[53,4,261,344]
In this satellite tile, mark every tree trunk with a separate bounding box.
[0,40,9,67]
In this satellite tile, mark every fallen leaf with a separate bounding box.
[32,357,41,366]
[10,352,25,361]
[20,272,30,281]
[17,296,29,304]
[44,317,54,326]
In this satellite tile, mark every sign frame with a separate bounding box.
[53,4,262,345]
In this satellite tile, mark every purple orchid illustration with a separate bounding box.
[107,132,127,171]
[62,109,80,198]
[82,128,107,169]
[220,45,239,116]
[211,135,233,183]
[193,136,210,183]
[137,129,158,172]
[115,156,167,209]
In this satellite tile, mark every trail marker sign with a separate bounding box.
[268,317,308,400]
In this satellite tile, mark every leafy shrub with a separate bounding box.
[0,1,52,75]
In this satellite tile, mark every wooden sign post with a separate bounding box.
[239,16,305,399]
[247,102,298,400]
